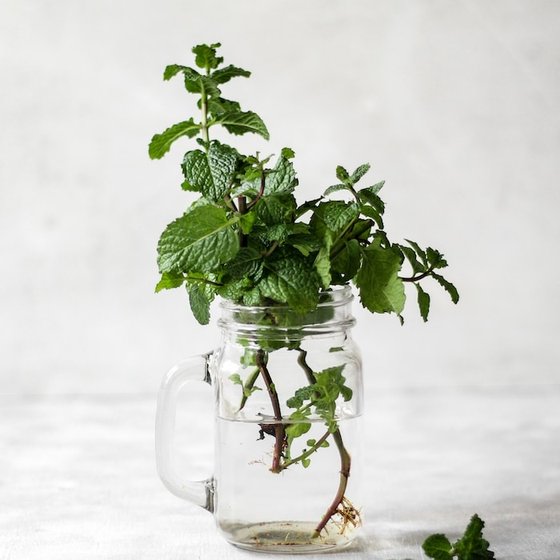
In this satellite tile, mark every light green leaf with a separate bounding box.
[360,180,385,195]
[214,110,270,140]
[149,119,201,159]
[229,373,243,386]
[314,237,333,289]
[157,205,239,273]
[324,183,351,196]
[350,163,371,184]
[227,247,264,280]
[415,283,431,322]
[355,245,405,314]
[181,141,238,201]
[155,271,185,292]
[260,251,320,312]
[211,65,251,84]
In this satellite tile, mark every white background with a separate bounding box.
[1,0,559,394]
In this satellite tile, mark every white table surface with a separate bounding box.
[1,385,559,559]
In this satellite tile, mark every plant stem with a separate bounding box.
[280,429,331,470]
[400,267,434,282]
[296,348,353,537]
[200,82,210,146]
[255,349,285,473]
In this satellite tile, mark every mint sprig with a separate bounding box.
[423,514,496,560]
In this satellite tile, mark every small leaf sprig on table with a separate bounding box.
[150,43,459,540]
[423,514,496,560]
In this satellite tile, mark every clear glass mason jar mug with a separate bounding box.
[156,286,364,553]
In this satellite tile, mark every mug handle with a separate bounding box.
[155,352,214,512]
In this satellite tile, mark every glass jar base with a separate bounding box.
[221,521,356,554]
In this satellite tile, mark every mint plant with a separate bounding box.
[423,514,495,560]
[150,43,458,540]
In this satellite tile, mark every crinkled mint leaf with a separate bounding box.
[157,205,239,273]
[149,119,201,160]
[215,110,270,140]
[331,238,361,281]
[211,65,251,84]
[181,141,238,201]
[314,237,333,289]
[265,154,297,194]
[454,514,495,560]
[422,534,453,560]
[207,97,241,117]
[259,251,320,312]
[324,183,351,196]
[355,245,405,314]
[192,43,223,71]
[256,193,297,225]
[163,64,200,81]
[310,201,359,238]
[227,247,264,281]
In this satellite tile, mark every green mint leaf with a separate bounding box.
[211,64,251,84]
[415,283,431,322]
[331,238,361,281]
[310,201,359,239]
[350,163,371,184]
[422,534,453,560]
[256,193,297,225]
[324,184,351,196]
[227,247,264,281]
[229,373,243,386]
[163,64,200,81]
[239,211,257,235]
[215,110,270,140]
[357,189,385,215]
[192,43,223,71]
[259,251,320,312]
[399,245,425,274]
[181,141,238,201]
[336,165,350,183]
[301,457,311,468]
[207,97,241,117]
[405,238,428,267]
[355,245,405,314]
[265,154,297,194]
[281,147,295,159]
[155,271,185,292]
[359,203,384,230]
[453,514,495,560]
[149,119,201,160]
[186,281,213,325]
[427,247,448,269]
[360,180,385,195]
[157,205,239,273]
[285,421,311,440]
[432,273,460,304]
[314,237,333,289]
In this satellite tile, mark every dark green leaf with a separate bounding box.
[181,141,238,201]
[432,273,460,304]
[314,238,333,289]
[405,239,428,266]
[355,245,405,314]
[163,64,200,81]
[215,110,270,140]
[422,534,453,560]
[256,193,297,225]
[415,283,431,322]
[211,64,251,84]
[157,205,239,273]
[192,43,223,70]
[331,239,361,281]
[310,201,359,239]
[207,97,241,116]
[149,119,201,159]
[336,165,350,183]
[259,251,320,312]
[227,247,264,280]
[399,245,425,274]
[358,189,385,215]
[453,514,495,560]
[427,247,448,269]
